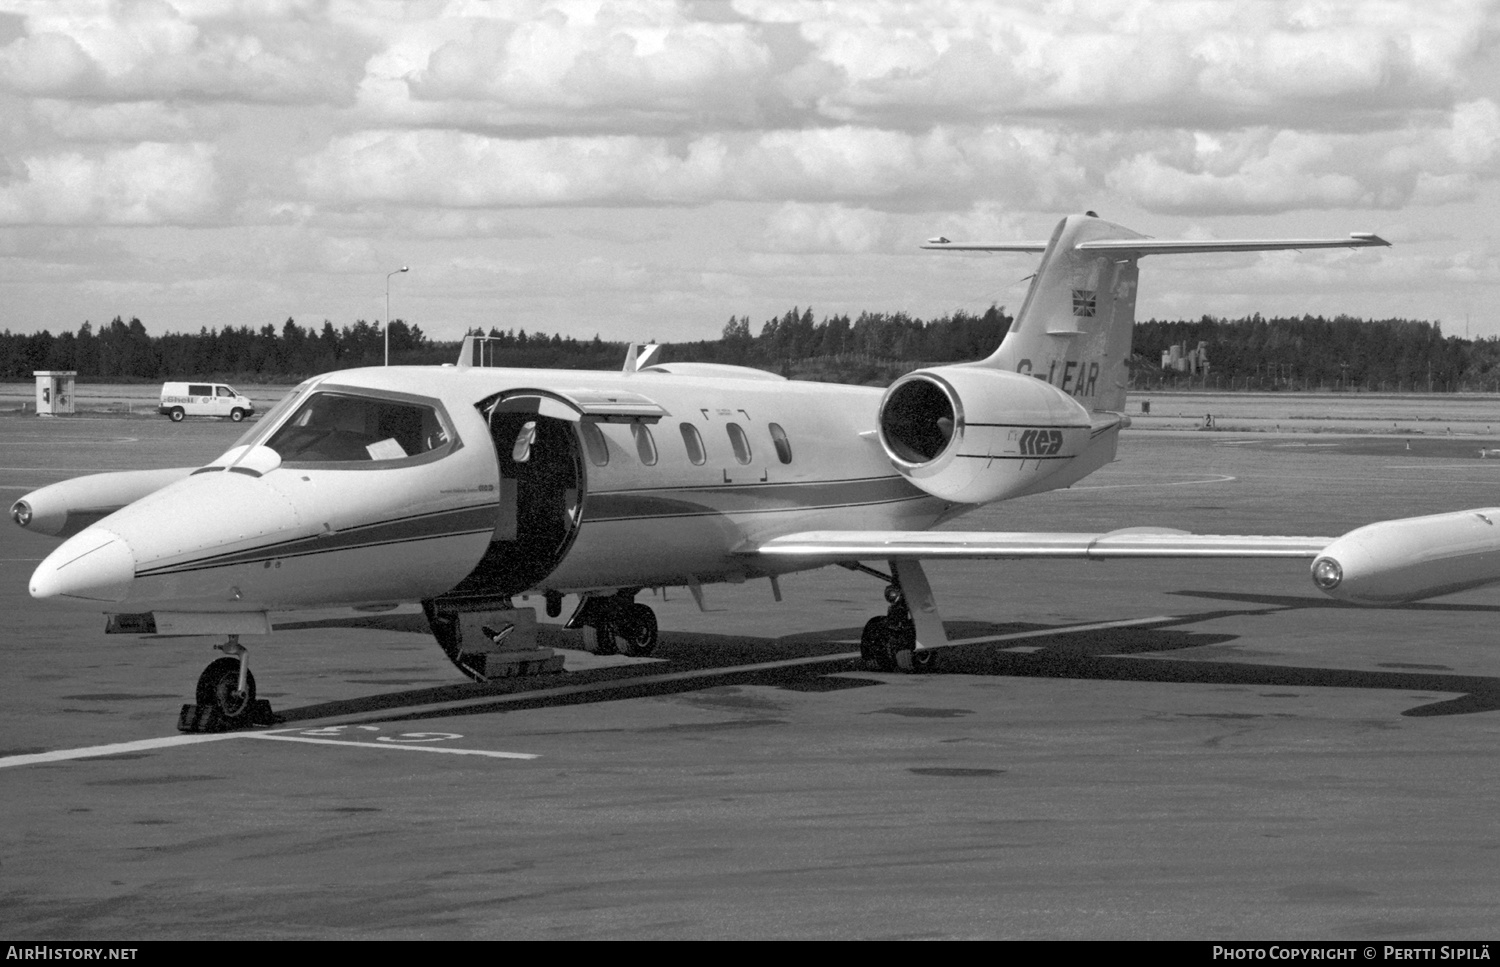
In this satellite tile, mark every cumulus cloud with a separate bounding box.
[761,202,892,252]
[297,123,1092,209]
[0,0,369,104]
[743,0,1489,128]
[0,142,220,224]
[29,99,203,142]
[407,1,772,111]
[1105,102,1500,214]
[0,0,1493,340]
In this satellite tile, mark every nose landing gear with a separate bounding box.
[177,635,277,733]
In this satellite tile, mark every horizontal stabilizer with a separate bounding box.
[922,239,1048,252]
[924,233,1388,256]
[752,528,1333,563]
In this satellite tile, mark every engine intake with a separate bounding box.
[877,366,1095,504]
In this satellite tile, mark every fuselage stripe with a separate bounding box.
[132,491,931,579]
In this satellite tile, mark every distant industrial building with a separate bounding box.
[1162,341,1210,376]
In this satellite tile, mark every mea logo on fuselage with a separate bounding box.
[1015,358,1099,397]
[1017,429,1063,456]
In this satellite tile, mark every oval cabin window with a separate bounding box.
[632,423,658,466]
[580,421,609,467]
[768,423,792,464]
[680,423,706,465]
[726,422,752,465]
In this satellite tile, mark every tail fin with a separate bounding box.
[925,213,1388,412]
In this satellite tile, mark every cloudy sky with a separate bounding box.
[0,0,1497,347]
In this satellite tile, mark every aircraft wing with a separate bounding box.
[752,527,1333,564]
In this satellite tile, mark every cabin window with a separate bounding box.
[726,422,752,465]
[768,423,792,464]
[265,391,453,465]
[188,384,211,396]
[632,423,658,466]
[580,421,610,467]
[680,423,706,466]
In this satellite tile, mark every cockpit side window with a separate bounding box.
[264,391,456,467]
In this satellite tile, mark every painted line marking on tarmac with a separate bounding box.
[242,733,537,759]
[944,614,1183,648]
[0,439,139,446]
[0,733,242,768]
[1067,473,1235,492]
[2,466,144,471]
[0,728,536,770]
[0,614,1198,770]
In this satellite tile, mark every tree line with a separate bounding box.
[2,308,1497,392]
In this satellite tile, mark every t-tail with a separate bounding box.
[925,211,1388,413]
[871,213,1388,507]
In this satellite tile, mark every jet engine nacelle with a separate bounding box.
[10,468,194,538]
[877,366,1093,505]
[1312,508,1500,605]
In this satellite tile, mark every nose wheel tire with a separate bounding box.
[196,656,257,719]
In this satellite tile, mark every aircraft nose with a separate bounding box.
[30,528,135,603]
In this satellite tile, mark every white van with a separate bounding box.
[159,382,256,423]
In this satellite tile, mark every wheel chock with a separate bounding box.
[176,700,277,734]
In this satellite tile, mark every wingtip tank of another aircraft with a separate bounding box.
[10,467,196,539]
[1311,509,1500,605]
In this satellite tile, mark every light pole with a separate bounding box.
[384,266,408,366]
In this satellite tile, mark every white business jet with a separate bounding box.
[10,212,1388,728]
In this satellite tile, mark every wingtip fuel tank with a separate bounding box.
[1311,509,1500,605]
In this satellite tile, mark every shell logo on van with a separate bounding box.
[159,382,256,423]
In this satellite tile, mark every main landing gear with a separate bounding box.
[177,635,277,733]
[849,561,944,674]
[568,590,659,657]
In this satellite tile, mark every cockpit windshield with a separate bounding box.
[263,389,457,466]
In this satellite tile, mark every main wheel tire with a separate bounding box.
[169,407,185,422]
[904,647,937,673]
[583,621,618,656]
[861,617,897,672]
[229,408,245,422]
[618,603,658,657]
[195,657,256,720]
[859,617,883,663]
[883,620,919,674]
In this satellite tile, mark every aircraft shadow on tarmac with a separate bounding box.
[1169,588,1500,613]
[263,606,1500,725]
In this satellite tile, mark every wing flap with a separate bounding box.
[753,527,1333,563]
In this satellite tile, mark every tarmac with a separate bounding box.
[2,406,1500,939]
